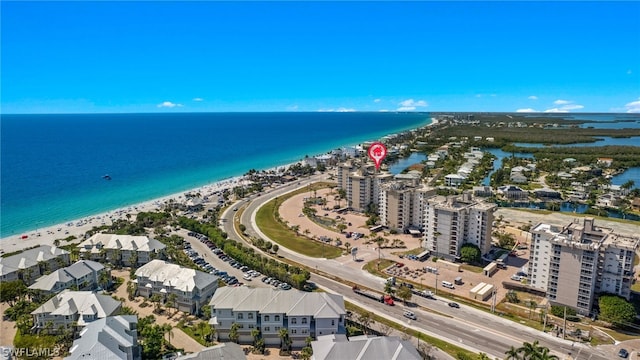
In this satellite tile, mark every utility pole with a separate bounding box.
[563,306,567,340]
[491,288,497,313]
[543,304,548,332]
[435,269,438,295]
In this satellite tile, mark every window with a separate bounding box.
[291,318,297,324]
[237,313,243,320]
[275,315,280,321]
[264,315,270,321]
[292,329,297,334]
[331,319,335,326]
[275,326,280,331]
[248,313,254,320]
[301,318,307,324]
[264,326,270,331]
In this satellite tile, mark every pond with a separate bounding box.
[388,152,427,175]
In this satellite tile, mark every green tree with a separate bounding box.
[396,285,413,304]
[598,294,637,328]
[98,270,111,290]
[150,293,163,314]
[301,345,313,360]
[459,244,481,264]
[384,281,396,296]
[272,244,279,255]
[166,293,178,316]
[357,311,373,335]
[0,280,27,306]
[621,180,635,190]
[229,322,240,343]
[504,345,521,360]
[279,328,291,351]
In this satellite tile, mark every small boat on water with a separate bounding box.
[103,174,112,180]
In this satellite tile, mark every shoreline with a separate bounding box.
[1,118,438,254]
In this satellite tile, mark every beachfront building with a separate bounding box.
[528,218,639,316]
[175,343,246,360]
[209,287,346,348]
[78,233,166,267]
[311,334,421,360]
[28,260,109,294]
[0,245,71,285]
[66,315,140,360]
[31,290,122,333]
[337,160,392,212]
[134,259,218,314]
[378,181,436,233]
[423,193,496,260]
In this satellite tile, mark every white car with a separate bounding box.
[243,273,253,281]
[511,275,523,281]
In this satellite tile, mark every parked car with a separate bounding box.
[618,349,629,358]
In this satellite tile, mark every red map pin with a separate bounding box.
[367,142,387,170]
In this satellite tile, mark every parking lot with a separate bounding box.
[178,230,294,291]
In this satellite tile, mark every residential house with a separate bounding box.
[597,158,614,167]
[444,174,465,187]
[134,260,218,314]
[510,172,528,184]
[473,186,493,198]
[497,185,528,201]
[533,188,562,199]
[0,245,71,285]
[66,316,140,360]
[175,343,246,360]
[311,334,421,360]
[631,198,640,211]
[596,194,622,208]
[209,287,346,348]
[29,260,109,294]
[31,290,122,333]
[78,234,166,266]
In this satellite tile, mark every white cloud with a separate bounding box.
[317,107,356,112]
[397,99,427,111]
[397,106,416,111]
[625,98,640,113]
[192,97,203,102]
[561,104,584,111]
[516,108,537,113]
[378,109,389,112]
[528,96,538,100]
[286,105,299,111]
[373,98,381,103]
[545,99,584,112]
[157,101,183,108]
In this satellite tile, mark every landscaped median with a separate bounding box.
[255,182,343,259]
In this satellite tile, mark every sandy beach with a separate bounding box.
[0,175,253,255]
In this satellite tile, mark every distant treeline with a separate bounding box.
[437,124,640,145]
[502,145,640,169]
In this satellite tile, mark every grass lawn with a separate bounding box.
[255,183,342,259]
[461,264,484,273]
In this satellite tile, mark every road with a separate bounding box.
[220,176,611,360]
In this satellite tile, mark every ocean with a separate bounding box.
[1,112,431,236]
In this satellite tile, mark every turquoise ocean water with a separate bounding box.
[1,112,431,236]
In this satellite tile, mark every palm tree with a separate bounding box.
[518,340,543,359]
[251,328,261,347]
[505,345,521,360]
[98,270,110,290]
[537,347,559,360]
[278,328,290,351]
[229,322,240,343]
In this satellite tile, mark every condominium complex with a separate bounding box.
[31,290,122,332]
[311,334,421,360]
[29,260,108,294]
[528,218,638,315]
[336,160,392,212]
[134,259,218,314]
[378,181,436,232]
[79,233,166,266]
[66,316,140,360]
[209,287,346,348]
[423,193,496,259]
[0,245,71,285]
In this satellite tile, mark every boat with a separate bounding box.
[103,174,112,180]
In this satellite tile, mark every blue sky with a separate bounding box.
[2,1,639,114]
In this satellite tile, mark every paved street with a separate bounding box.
[218,176,621,360]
